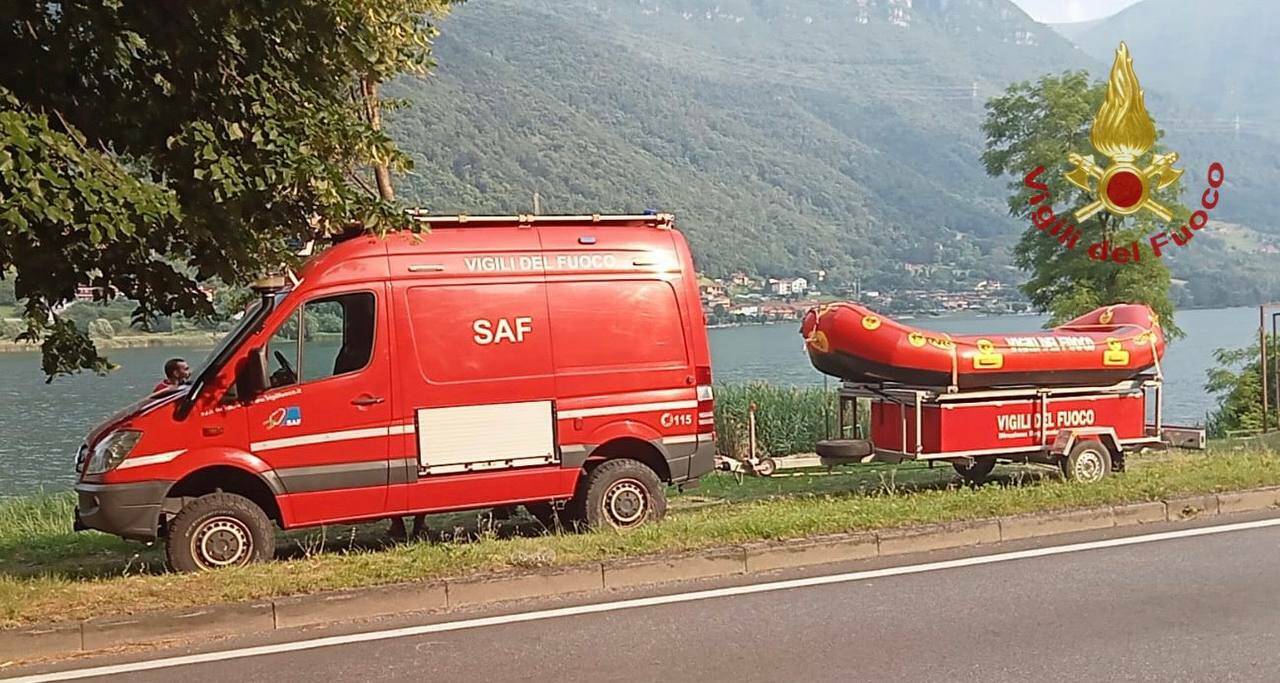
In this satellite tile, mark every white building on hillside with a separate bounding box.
[769,277,809,296]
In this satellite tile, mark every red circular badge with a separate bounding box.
[1104,169,1144,209]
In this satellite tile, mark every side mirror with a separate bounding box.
[236,346,270,401]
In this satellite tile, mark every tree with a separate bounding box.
[981,69,1185,337]
[1204,337,1271,438]
[1,0,454,379]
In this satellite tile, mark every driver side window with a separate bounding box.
[265,292,376,389]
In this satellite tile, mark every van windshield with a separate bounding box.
[189,291,287,383]
[191,298,264,379]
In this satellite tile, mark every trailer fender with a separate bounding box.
[1051,428,1120,458]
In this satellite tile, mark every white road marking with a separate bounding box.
[12,516,1280,682]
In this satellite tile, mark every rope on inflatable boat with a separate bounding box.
[947,334,959,390]
[1148,330,1164,382]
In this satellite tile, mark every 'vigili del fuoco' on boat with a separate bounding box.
[800,303,1165,389]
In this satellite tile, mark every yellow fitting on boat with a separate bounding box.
[908,331,926,347]
[973,338,1004,370]
[862,315,881,331]
[1103,337,1130,366]
[1099,306,1115,325]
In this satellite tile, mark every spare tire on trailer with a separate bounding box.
[952,456,997,483]
[816,439,873,461]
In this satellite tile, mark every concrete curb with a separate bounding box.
[6,485,1280,662]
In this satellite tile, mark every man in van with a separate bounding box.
[151,358,190,394]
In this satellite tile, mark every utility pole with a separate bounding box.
[533,191,541,215]
[1263,305,1270,432]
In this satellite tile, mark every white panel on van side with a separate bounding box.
[416,400,557,474]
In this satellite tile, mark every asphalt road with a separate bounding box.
[12,516,1280,682]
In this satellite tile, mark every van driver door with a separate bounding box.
[245,286,393,526]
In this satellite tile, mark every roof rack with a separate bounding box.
[404,211,675,229]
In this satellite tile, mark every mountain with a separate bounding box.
[385,0,1280,304]
[387,0,1091,286]
[1055,0,1280,123]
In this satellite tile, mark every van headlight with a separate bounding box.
[85,431,143,474]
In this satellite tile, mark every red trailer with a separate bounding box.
[816,375,1204,483]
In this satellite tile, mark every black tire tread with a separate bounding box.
[576,458,667,531]
[165,492,276,572]
[952,456,997,483]
[1061,440,1112,483]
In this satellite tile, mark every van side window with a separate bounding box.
[265,292,376,388]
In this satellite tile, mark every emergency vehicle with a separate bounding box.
[73,213,716,571]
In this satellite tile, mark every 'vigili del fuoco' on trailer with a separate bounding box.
[801,300,1203,485]
[72,213,715,571]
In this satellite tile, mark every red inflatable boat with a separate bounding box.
[800,303,1165,389]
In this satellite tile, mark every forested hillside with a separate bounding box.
[386,0,1279,304]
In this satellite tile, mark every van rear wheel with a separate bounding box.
[165,492,276,572]
[572,458,667,531]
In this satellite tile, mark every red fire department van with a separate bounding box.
[73,213,716,571]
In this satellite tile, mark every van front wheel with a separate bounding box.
[165,492,276,572]
[575,459,667,531]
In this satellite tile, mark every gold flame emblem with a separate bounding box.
[1065,42,1183,221]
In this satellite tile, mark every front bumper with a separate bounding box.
[74,480,172,541]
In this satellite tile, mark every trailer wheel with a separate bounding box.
[573,458,667,531]
[952,456,997,483]
[754,457,778,477]
[165,492,276,572]
[1061,440,1112,484]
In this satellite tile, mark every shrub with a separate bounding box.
[1205,336,1270,438]
[714,383,836,458]
[87,318,115,339]
[0,318,23,339]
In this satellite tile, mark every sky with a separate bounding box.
[1010,0,1144,24]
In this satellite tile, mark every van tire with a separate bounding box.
[165,492,276,572]
[573,458,667,531]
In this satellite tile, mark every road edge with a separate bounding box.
[4,486,1279,662]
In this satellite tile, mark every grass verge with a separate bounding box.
[2,449,1278,628]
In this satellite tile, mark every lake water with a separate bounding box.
[0,306,1258,496]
